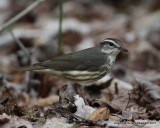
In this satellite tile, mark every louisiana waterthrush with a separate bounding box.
[18,38,127,84]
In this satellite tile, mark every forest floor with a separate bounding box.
[0,0,160,128]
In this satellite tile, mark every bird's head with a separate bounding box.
[99,38,128,56]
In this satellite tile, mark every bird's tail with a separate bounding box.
[16,65,45,71]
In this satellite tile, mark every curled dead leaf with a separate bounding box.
[88,107,110,121]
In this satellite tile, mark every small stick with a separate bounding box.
[10,30,30,58]
[0,77,13,100]
[0,0,46,33]
[125,93,131,109]
[5,86,16,105]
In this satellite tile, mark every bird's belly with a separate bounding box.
[62,70,107,83]
[35,69,107,83]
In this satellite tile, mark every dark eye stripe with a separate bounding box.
[108,42,114,46]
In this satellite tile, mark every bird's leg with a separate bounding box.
[74,83,88,105]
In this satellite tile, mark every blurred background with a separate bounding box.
[0,0,159,108]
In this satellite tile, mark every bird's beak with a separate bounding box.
[118,47,128,52]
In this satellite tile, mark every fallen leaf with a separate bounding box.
[133,78,160,120]
[134,78,160,106]
[88,107,110,121]
[37,95,59,107]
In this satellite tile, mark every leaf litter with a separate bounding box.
[0,0,160,128]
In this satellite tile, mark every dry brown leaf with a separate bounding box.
[132,78,160,120]
[109,115,121,121]
[134,78,160,106]
[88,107,110,121]
[37,95,59,107]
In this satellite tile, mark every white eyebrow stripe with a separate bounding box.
[104,39,119,47]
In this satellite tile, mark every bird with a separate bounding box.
[17,38,128,84]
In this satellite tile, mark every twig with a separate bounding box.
[125,93,131,109]
[9,30,30,58]
[57,0,64,54]
[0,0,46,33]
[5,86,16,105]
[0,77,14,101]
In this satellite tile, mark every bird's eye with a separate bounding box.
[108,42,114,46]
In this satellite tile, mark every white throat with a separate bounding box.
[101,47,120,65]
[108,51,120,65]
